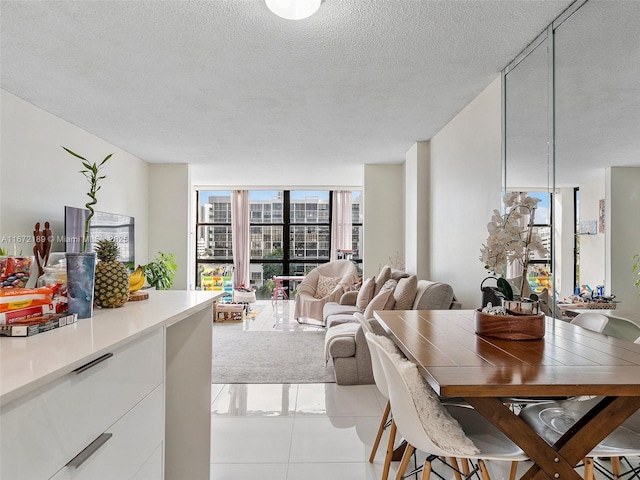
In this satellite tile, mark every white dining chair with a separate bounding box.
[570,312,609,333]
[518,397,640,480]
[356,314,398,480]
[366,332,528,480]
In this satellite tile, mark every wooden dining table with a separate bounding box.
[374,309,640,480]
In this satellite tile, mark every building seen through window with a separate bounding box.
[196,190,362,298]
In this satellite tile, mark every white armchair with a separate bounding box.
[294,260,359,324]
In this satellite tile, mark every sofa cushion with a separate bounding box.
[324,302,360,320]
[363,288,396,320]
[374,265,392,294]
[326,313,361,329]
[356,276,376,311]
[394,275,418,310]
[316,275,341,298]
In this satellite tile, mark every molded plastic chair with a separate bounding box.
[366,332,528,480]
[570,312,609,333]
[355,313,397,479]
[519,397,640,479]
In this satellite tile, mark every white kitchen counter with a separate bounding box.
[0,289,218,406]
[1,289,220,480]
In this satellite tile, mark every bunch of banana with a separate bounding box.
[129,265,146,293]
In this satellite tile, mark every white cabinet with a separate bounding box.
[0,329,164,480]
[0,291,216,480]
[49,385,164,480]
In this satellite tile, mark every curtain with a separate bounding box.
[330,191,353,261]
[231,190,250,288]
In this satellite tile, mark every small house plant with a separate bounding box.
[144,252,177,290]
[63,147,112,252]
[63,147,112,318]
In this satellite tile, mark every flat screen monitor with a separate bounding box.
[65,206,135,271]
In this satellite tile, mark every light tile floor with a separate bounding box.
[210,300,639,479]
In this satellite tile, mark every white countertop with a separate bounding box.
[0,290,220,406]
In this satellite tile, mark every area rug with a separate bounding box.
[212,328,336,384]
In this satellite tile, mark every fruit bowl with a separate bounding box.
[474,309,545,340]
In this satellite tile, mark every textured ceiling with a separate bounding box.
[1,0,574,182]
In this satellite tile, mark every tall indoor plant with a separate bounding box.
[63,147,112,318]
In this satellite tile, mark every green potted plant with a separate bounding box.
[144,252,177,290]
[63,147,112,318]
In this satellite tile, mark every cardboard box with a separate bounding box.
[214,303,245,322]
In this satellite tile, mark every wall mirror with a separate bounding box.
[504,0,640,316]
[503,33,553,303]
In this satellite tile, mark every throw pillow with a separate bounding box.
[394,275,418,310]
[363,288,396,320]
[315,275,340,299]
[380,278,397,293]
[374,265,392,295]
[356,276,376,311]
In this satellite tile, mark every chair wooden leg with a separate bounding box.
[611,457,622,479]
[508,461,518,480]
[382,420,397,480]
[449,457,463,480]
[478,459,491,480]
[421,458,432,480]
[395,443,415,480]
[461,458,471,476]
[370,400,391,463]
[584,457,594,480]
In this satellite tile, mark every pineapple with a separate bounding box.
[94,239,130,308]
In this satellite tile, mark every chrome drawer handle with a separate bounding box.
[66,433,112,468]
[73,352,114,374]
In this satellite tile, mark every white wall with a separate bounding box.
[577,176,605,291]
[0,90,149,264]
[149,164,190,290]
[554,187,576,301]
[405,142,430,278]
[607,166,640,310]
[191,162,362,188]
[363,163,404,278]
[429,76,503,308]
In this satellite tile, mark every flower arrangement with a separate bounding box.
[480,192,549,300]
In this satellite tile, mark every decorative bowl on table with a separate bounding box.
[474,308,545,340]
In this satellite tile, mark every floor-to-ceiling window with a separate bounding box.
[525,191,552,295]
[196,190,362,299]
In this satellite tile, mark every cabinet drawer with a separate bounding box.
[0,328,164,480]
[49,385,164,480]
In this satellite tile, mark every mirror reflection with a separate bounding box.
[504,0,640,319]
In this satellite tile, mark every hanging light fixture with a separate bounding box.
[265,0,321,20]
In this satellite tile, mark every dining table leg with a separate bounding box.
[465,396,640,480]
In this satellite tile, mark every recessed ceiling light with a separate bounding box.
[265,0,321,20]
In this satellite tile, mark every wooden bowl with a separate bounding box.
[474,309,545,340]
